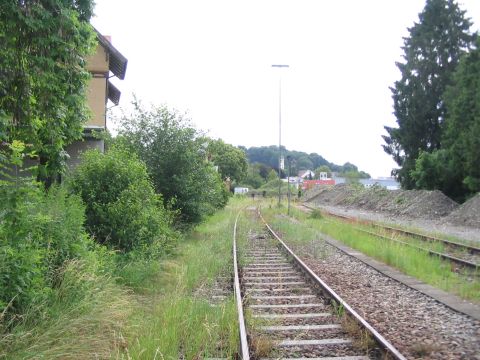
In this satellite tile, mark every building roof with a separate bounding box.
[298,170,315,178]
[94,28,128,80]
[108,81,121,105]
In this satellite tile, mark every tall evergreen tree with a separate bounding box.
[382,0,475,188]
[412,38,480,201]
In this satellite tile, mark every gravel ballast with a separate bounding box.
[288,240,480,359]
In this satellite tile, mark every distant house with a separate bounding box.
[298,170,315,179]
[65,28,128,169]
[234,187,249,195]
[302,179,335,190]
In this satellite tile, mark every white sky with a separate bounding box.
[91,0,480,178]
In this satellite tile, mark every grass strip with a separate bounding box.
[261,202,480,303]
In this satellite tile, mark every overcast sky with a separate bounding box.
[91,0,480,178]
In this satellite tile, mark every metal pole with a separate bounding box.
[278,76,282,206]
[272,65,289,207]
[287,156,291,215]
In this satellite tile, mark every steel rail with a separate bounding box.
[233,211,250,360]
[355,227,479,270]
[303,203,480,261]
[258,211,407,360]
[375,223,480,255]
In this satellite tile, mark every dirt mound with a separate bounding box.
[394,189,458,218]
[307,184,459,220]
[307,183,357,205]
[446,193,480,228]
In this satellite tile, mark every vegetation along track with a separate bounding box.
[302,203,480,271]
[232,207,406,359]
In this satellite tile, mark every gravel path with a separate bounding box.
[289,240,480,360]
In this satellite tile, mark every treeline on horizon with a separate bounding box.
[242,145,370,177]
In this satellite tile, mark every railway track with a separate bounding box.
[302,203,480,271]
[233,208,406,359]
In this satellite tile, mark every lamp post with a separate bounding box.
[272,64,289,207]
[287,155,292,215]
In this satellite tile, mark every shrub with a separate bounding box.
[116,101,230,225]
[0,183,93,317]
[68,146,178,253]
[309,209,323,219]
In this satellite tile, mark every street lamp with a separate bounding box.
[272,64,289,207]
[287,155,292,215]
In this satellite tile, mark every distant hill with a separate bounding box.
[239,145,370,178]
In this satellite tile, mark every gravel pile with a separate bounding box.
[307,183,354,205]
[307,184,459,220]
[291,240,480,360]
[447,193,480,228]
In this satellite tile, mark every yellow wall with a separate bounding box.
[85,43,109,128]
[86,77,107,128]
[86,44,109,73]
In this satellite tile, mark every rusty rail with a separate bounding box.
[303,203,479,269]
[303,203,480,253]
[233,211,250,360]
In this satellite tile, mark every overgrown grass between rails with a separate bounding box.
[261,205,480,303]
[118,198,249,359]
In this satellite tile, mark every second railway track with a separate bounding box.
[301,203,480,271]
[234,207,406,359]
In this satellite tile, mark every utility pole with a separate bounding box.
[287,155,291,215]
[272,64,289,207]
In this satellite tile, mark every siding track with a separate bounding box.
[302,203,480,270]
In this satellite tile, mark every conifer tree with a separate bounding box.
[382,0,475,188]
[412,38,480,201]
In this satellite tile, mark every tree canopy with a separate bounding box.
[0,0,96,185]
[116,101,228,224]
[382,0,476,188]
[411,38,480,201]
[206,138,247,184]
[244,146,367,178]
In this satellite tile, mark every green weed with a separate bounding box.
[118,199,248,359]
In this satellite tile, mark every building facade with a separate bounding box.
[65,29,127,169]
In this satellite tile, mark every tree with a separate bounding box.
[382,0,475,188]
[243,145,368,179]
[295,156,314,172]
[0,1,96,186]
[116,100,228,224]
[243,163,268,189]
[207,139,248,183]
[412,38,480,201]
[267,169,279,182]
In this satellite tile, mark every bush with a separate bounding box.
[0,183,93,317]
[116,101,230,225]
[309,209,323,219]
[68,146,178,253]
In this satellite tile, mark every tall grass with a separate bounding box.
[0,260,132,359]
[261,204,480,303]
[1,197,249,359]
[119,198,248,359]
